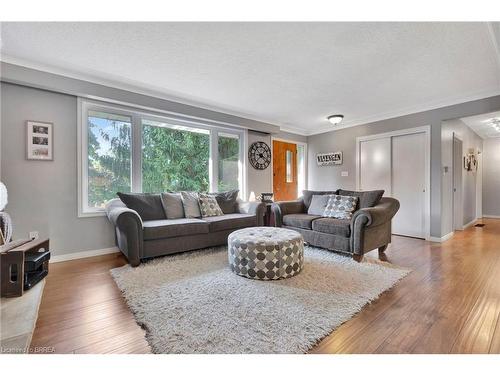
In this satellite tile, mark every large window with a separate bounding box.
[217,133,240,191]
[79,100,244,216]
[86,111,132,209]
[142,120,210,193]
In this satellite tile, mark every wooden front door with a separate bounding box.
[273,140,297,201]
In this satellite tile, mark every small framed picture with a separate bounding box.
[27,121,53,161]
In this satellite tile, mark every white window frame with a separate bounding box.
[78,98,246,217]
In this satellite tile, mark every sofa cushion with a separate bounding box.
[117,192,166,221]
[302,190,339,210]
[282,214,321,229]
[160,192,185,219]
[181,191,202,218]
[143,218,209,240]
[210,190,239,214]
[308,194,335,215]
[312,217,351,237]
[202,213,256,232]
[338,189,384,209]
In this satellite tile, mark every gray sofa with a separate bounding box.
[271,190,400,261]
[105,196,265,266]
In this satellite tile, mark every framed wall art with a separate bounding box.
[27,121,53,161]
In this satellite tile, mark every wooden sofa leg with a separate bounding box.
[353,254,363,262]
[378,244,388,253]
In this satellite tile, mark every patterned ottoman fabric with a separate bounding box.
[228,227,304,280]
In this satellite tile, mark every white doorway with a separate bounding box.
[356,126,430,240]
[452,135,463,230]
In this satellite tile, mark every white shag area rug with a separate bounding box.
[111,246,410,354]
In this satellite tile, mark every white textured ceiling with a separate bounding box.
[1,22,500,135]
[461,110,500,139]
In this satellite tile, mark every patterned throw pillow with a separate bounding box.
[199,193,224,217]
[323,195,359,220]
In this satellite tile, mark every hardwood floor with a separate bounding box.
[30,219,500,354]
[30,254,151,354]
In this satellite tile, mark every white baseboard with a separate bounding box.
[463,219,478,229]
[428,232,454,243]
[483,215,500,219]
[50,246,119,263]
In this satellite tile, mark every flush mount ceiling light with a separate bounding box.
[488,118,500,132]
[327,114,344,125]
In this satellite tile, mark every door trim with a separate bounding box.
[355,125,431,240]
[270,137,308,199]
[452,133,464,231]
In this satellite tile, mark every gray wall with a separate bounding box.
[247,131,273,200]
[0,83,302,256]
[1,83,116,255]
[483,137,500,217]
[441,119,483,235]
[307,95,500,238]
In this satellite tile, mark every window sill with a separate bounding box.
[78,210,107,218]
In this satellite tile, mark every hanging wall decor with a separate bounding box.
[248,141,271,170]
[463,151,477,172]
[26,121,53,161]
[316,151,343,166]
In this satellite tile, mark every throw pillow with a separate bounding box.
[308,194,335,215]
[210,189,239,214]
[117,192,166,221]
[199,193,224,217]
[160,192,185,219]
[302,190,339,210]
[338,189,384,209]
[180,191,202,218]
[323,195,359,220]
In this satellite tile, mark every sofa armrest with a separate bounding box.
[105,198,143,266]
[350,197,400,255]
[237,200,266,226]
[351,197,400,228]
[271,199,305,227]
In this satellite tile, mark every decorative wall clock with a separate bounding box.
[248,141,271,170]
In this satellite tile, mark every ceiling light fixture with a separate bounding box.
[327,114,344,125]
[488,118,500,131]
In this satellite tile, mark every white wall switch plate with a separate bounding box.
[29,231,39,240]
[341,171,349,177]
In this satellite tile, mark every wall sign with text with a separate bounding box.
[316,151,343,166]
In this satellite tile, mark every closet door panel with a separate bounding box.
[359,137,391,195]
[392,132,426,238]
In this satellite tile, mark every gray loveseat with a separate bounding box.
[271,189,400,261]
[105,194,265,266]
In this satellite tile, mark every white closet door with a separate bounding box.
[392,132,426,238]
[359,137,391,194]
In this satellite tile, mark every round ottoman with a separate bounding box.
[228,227,304,280]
